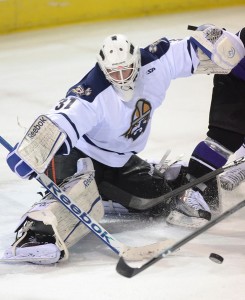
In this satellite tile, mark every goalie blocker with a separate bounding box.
[6,115,68,179]
[17,115,68,173]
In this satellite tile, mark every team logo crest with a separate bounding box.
[149,40,160,53]
[72,84,92,96]
[123,99,152,141]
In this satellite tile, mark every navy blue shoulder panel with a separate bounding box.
[141,37,170,66]
[66,63,111,103]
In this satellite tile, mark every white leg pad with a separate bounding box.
[15,169,104,261]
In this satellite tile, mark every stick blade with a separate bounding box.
[116,255,163,278]
[116,257,141,278]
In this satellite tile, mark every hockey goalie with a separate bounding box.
[2,24,244,264]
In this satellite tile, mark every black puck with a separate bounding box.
[209,253,224,264]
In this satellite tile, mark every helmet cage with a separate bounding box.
[97,34,141,91]
[105,63,138,89]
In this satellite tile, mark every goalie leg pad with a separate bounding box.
[6,168,104,263]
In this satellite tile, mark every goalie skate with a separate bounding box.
[1,244,60,265]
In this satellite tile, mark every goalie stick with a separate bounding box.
[116,198,245,277]
[0,136,172,261]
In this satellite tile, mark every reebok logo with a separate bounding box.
[27,116,47,139]
[84,174,94,188]
[45,181,114,245]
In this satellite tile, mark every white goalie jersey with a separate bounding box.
[46,37,199,167]
[45,29,244,167]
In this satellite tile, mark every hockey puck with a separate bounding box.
[209,253,224,264]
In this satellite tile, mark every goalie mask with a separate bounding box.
[97,34,141,102]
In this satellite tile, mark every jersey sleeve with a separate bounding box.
[160,38,199,79]
[46,95,102,152]
[142,36,199,79]
[45,64,110,152]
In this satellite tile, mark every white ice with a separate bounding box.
[0,6,245,300]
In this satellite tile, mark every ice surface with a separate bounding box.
[0,6,245,300]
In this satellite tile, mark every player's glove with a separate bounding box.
[6,144,36,179]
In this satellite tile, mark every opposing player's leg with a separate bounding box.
[168,54,245,224]
[167,126,245,227]
[208,46,245,191]
[2,158,104,264]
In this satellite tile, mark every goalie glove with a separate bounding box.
[190,25,245,71]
